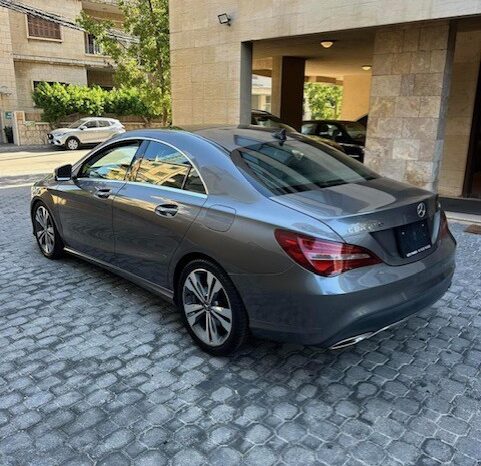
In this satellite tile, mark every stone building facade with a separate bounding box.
[169,0,481,200]
[0,0,122,142]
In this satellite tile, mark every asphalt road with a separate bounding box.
[0,146,89,178]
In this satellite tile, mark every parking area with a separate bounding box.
[1,181,481,465]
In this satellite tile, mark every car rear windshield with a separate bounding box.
[231,138,378,196]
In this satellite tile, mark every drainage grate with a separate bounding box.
[464,224,481,235]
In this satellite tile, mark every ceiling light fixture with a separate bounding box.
[320,40,335,48]
[218,13,231,26]
[362,65,372,71]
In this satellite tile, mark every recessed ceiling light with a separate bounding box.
[361,65,372,71]
[320,40,335,48]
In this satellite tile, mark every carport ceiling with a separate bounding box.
[253,28,376,79]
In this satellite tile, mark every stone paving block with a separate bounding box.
[0,185,481,464]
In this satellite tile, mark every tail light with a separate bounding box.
[275,229,382,277]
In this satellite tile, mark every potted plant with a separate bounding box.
[3,126,13,143]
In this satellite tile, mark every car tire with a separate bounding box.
[178,259,249,356]
[65,137,80,151]
[32,202,64,259]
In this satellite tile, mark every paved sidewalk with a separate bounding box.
[0,184,480,465]
[0,144,52,153]
[0,147,89,178]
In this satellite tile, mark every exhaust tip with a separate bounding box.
[329,332,374,350]
[328,316,410,350]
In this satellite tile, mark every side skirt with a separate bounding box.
[64,247,175,303]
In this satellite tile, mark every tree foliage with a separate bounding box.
[305,83,343,119]
[77,0,170,124]
[32,82,148,125]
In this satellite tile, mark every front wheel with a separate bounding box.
[178,259,249,356]
[32,202,64,259]
[65,137,80,151]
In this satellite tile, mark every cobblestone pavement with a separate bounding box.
[1,183,481,466]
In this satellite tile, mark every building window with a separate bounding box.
[27,15,61,41]
[85,33,102,55]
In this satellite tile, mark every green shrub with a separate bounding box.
[32,82,160,125]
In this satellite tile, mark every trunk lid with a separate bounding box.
[271,177,440,266]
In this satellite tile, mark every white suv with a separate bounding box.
[48,117,126,150]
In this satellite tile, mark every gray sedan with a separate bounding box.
[30,127,456,355]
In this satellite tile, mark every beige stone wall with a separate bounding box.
[14,62,88,113]
[13,111,50,145]
[340,74,371,120]
[438,30,481,197]
[364,22,454,191]
[10,0,86,63]
[170,0,481,127]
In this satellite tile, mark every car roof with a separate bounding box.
[115,126,300,152]
[82,117,119,122]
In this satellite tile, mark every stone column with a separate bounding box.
[364,21,455,191]
[271,56,306,131]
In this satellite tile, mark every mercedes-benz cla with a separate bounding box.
[31,126,456,355]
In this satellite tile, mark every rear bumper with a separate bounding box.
[231,234,456,347]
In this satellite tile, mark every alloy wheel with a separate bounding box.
[35,206,55,255]
[67,138,79,150]
[182,268,233,346]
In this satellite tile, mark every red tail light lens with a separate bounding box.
[274,229,382,277]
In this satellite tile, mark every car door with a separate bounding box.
[78,119,100,143]
[112,139,207,288]
[97,120,115,142]
[53,140,141,262]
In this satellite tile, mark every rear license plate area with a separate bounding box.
[395,220,431,258]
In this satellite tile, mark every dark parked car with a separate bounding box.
[252,110,346,152]
[302,119,366,162]
[31,127,456,355]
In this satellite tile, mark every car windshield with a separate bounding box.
[342,121,366,141]
[231,138,377,196]
[68,119,87,129]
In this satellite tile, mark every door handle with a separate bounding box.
[155,204,178,217]
[94,187,112,199]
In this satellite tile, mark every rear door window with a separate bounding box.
[135,141,206,194]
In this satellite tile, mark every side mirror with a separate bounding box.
[55,164,72,181]
[79,126,86,130]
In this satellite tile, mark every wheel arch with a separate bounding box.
[31,197,63,239]
[172,252,233,306]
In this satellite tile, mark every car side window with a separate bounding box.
[135,141,206,194]
[302,123,318,135]
[84,120,98,129]
[79,142,140,181]
[98,121,111,127]
[183,168,205,194]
